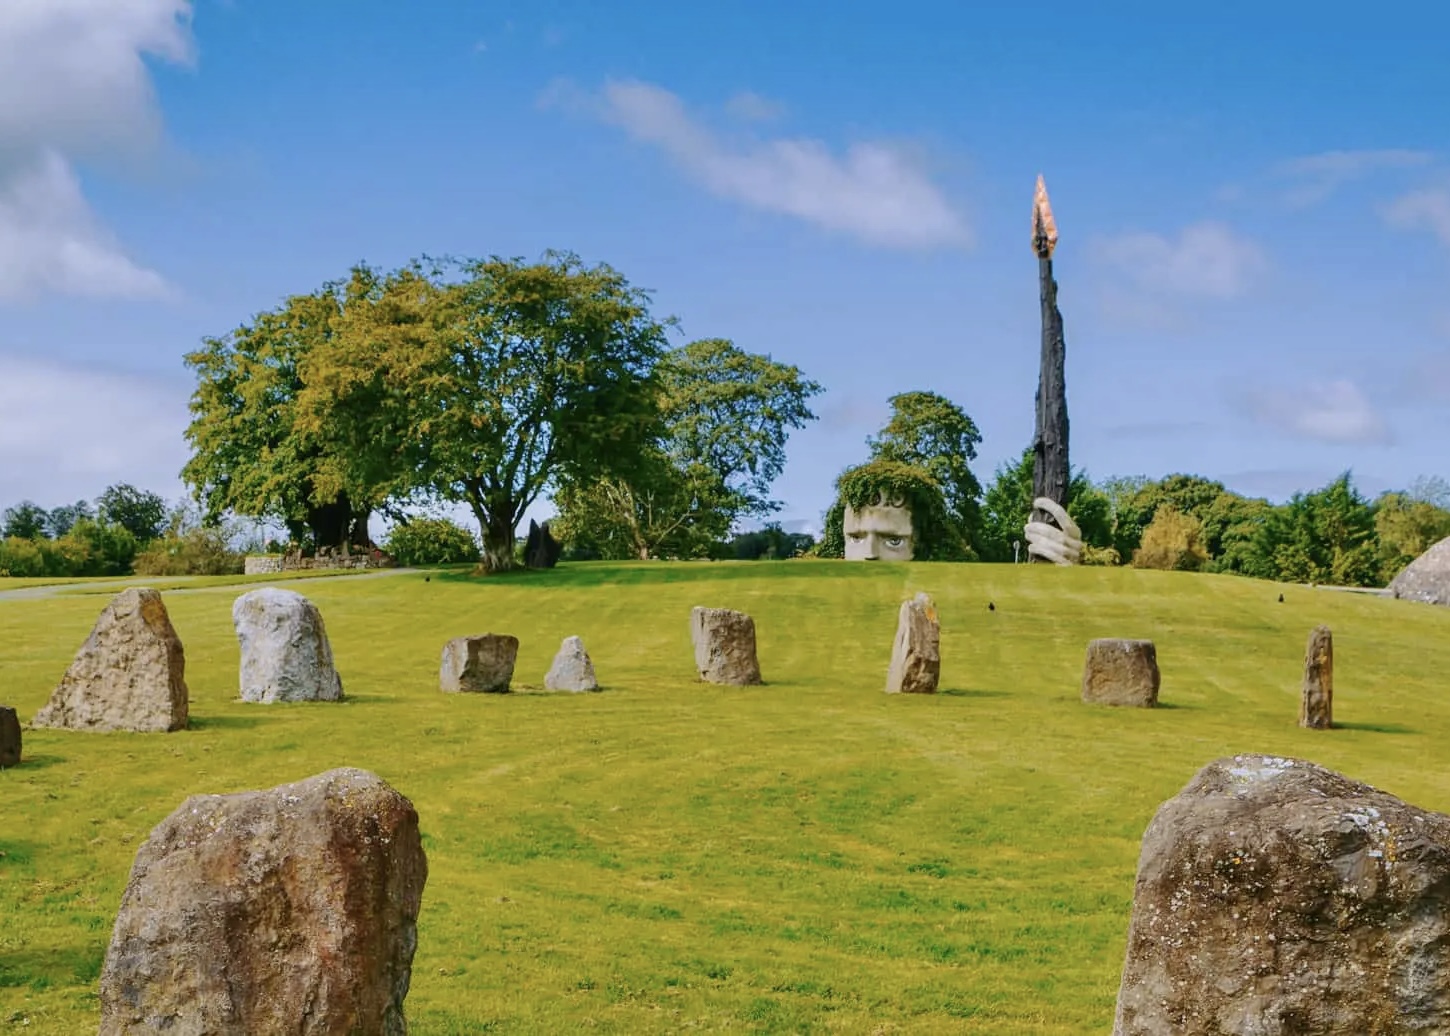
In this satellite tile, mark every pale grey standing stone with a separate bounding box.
[440,634,518,693]
[690,607,762,685]
[1114,754,1450,1035]
[545,636,598,692]
[97,768,427,1036]
[885,592,940,694]
[232,588,343,703]
[1300,625,1333,730]
[31,587,189,733]
[1081,638,1159,707]
[0,706,19,767]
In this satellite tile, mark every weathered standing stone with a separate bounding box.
[232,588,344,704]
[524,519,562,569]
[97,768,427,1036]
[0,706,19,767]
[545,636,598,692]
[1388,534,1450,606]
[690,607,762,685]
[885,592,940,694]
[1300,625,1333,729]
[1114,754,1450,1034]
[1081,638,1159,707]
[440,634,518,693]
[31,588,188,733]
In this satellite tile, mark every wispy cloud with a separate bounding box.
[0,0,192,301]
[1235,378,1392,446]
[1273,148,1432,207]
[724,90,785,123]
[0,353,190,506]
[1096,220,1270,313]
[1382,186,1450,246]
[544,78,970,249]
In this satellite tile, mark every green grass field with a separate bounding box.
[3,561,1449,1033]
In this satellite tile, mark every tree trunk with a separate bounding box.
[1031,254,1070,535]
[477,508,519,573]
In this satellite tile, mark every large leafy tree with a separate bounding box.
[551,338,823,560]
[867,391,984,552]
[46,500,94,538]
[96,483,167,543]
[2,501,51,540]
[1248,472,1378,586]
[183,270,390,549]
[299,252,672,572]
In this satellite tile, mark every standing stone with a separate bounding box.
[524,519,562,569]
[97,768,427,1036]
[1081,638,1159,707]
[1388,534,1450,606]
[1114,754,1450,1034]
[232,588,344,704]
[31,588,188,733]
[0,706,19,767]
[440,634,518,693]
[1300,625,1333,729]
[690,607,762,685]
[885,592,940,694]
[545,636,598,692]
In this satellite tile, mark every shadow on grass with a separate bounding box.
[939,688,1011,699]
[2,753,64,770]
[0,838,38,865]
[1335,721,1417,735]
[187,714,273,731]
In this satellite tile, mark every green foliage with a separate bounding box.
[728,523,816,560]
[1249,473,1378,586]
[552,340,821,561]
[2,501,50,540]
[867,391,984,552]
[61,519,139,576]
[1111,474,1227,559]
[297,253,672,572]
[131,505,245,576]
[1131,506,1210,571]
[818,460,970,561]
[384,517,480,566]
[1373,490,1450,583]
[95,484,167,544]
[977,447,1112,562]
[45,500,93,538]
[183,271,385,549]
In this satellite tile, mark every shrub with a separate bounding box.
[133,526,244,576]
[1132,506,1209,571]
[385,517,479,566]
[59,519,138,576]
[1080,544,1121,566]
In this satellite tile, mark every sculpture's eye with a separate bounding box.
[885,537,904,548]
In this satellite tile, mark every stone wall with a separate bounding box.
[243,549,394,575]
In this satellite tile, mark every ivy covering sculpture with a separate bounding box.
[818,460,971,561]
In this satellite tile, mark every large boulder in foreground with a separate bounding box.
[1114,754,1450,1035]
[98,768,427,1036]
[885,592,940,694]
[232,588,344,703]
[1081,638,1159,708]
[31,587,188,733]
[1389,535,1450,606]
[690,607,762,685]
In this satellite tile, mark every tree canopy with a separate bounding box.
[867,391,984,553]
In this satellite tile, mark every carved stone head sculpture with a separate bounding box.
[820,460,970,562]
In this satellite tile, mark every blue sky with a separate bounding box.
[2,0,1448,537]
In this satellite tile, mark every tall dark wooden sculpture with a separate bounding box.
[1030,175,1069,533]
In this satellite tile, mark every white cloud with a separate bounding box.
[0,0,192,301]
[1094,222,1269,300]
[552,78,969,249]
[1383,186,1450,246]
[1273,148,1432,207]
[724,90,785,123]
[0,353,191,507]
[1238,378,1392,446]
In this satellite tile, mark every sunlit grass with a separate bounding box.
[3,560,1448,1032]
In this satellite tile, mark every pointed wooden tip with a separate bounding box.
[1032,175,1058,258]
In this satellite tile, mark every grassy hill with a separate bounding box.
[3,561,1449,1033]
